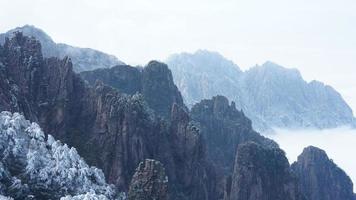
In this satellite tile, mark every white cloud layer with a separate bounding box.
[267,127,356,191]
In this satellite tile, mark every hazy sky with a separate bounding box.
[0,0,355,112]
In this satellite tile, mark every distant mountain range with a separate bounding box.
[0,25,124,72]
[166,50,355,132]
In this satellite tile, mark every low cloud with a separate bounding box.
[265,127,356,190]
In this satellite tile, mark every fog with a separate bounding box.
[266,127,356,190]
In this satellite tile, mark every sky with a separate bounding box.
[268,127,356,190]
[0,0,355,112]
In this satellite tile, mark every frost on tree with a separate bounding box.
[0,111,122,199]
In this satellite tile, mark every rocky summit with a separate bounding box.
[189,96,283,199]
[226,142,305,200]
[292,146,355,200]
[80,61,185,119]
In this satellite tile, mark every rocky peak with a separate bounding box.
[81,60,185,119]
[128,159,169,200]
[292,146,354,200]
[142,61,185,119]
[190,96,278,199]
[227,142,305,200]
[191,96,276,173]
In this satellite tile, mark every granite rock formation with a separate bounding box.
[0,32,213,200]
[190,96,279,199]
[80,62,185,119]
[292,146,354,200]
[226,142,305,200]
[128,159,169,200]
[190,96,277,174]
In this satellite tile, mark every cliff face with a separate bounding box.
[80,61,185,119]
[190,96,277,174]
[0,25,124,72]
[0,32,213,200]
[190,96,280,199]
[292,146,354,200]
[227,142,305,200]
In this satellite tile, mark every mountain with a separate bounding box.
[1,31,354,200]
[0,32,215,200]
[166,50,355,132]
[165,50,242,107]
[80,62,185,119]
[0,25,124,72]
[190,95,277,175]
[78,63,305,199]
[291,146,355,200]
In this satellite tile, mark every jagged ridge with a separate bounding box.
[166,50,355,132]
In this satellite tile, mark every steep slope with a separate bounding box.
[0,25,124,72]
[226,142,305,200]
[291,146,354,200]
[0,32,214,200]
[166,51,355,132]
[80,62,185,119]
[191,96,277,174]
[191,96,279,199]
[80,61,309,200]
[0,111,117,199]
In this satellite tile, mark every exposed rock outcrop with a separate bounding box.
[80,61,185,119]
[190,96,279,199]
[128,159,169,200]
[292,146,354,200]
[226,142,305,200]
[191,96,277,174]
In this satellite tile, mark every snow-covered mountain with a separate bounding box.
[0,111,122,199]
[166,50,355,132]
[0,25,124,72]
